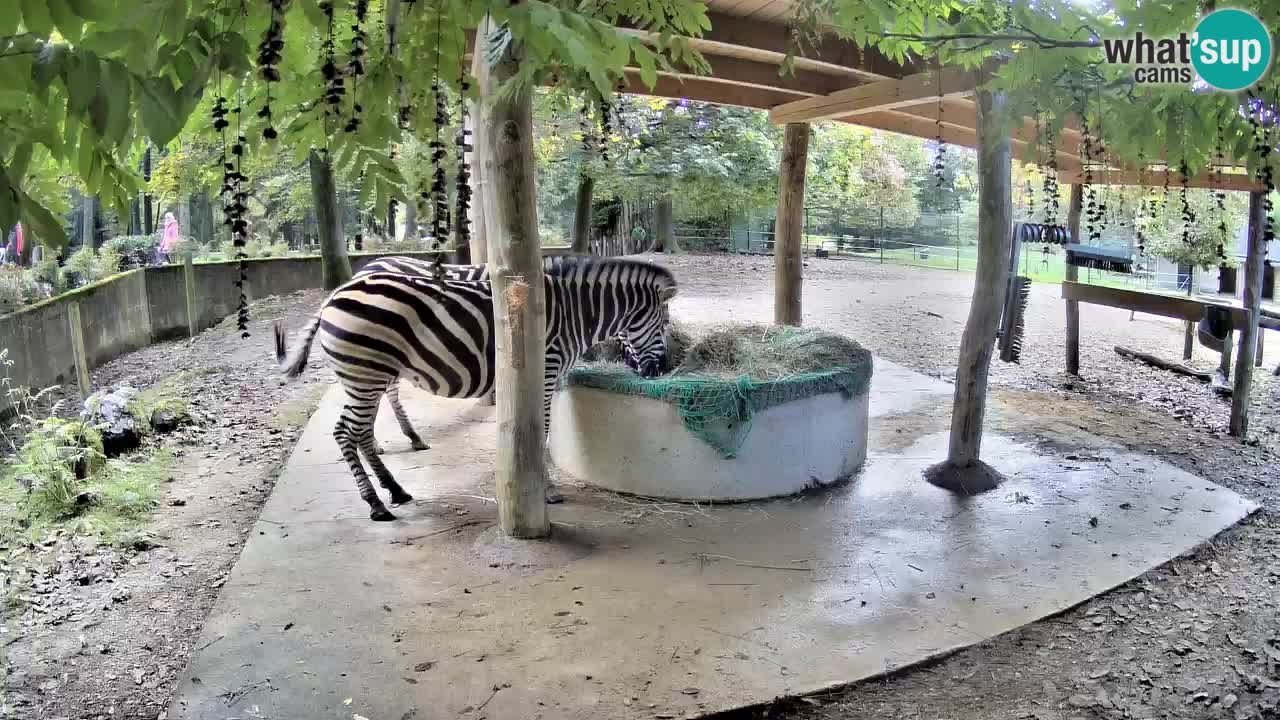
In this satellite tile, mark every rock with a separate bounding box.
[74,490,99,508]
[150,405,191,434]
[82,387,142,457]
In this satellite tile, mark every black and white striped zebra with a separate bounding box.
[274,255,677,521]
[351,255,642,452]
[352,256,490,451]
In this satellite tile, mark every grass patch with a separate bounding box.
[126,370,204,433]
[269,384,329,432]
[1,448,170,547]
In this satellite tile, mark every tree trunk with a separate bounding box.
[387,200,397,245]
[142,145,154,236]
[944,86,1012,473]
[1064,184,1082,374]
[1230,190,1268,437]
[655,194,677,253]
[81,194,96,248]
[476,14,549,538]
[402,196,418,243]
[774,122,810,326]
[570,173,595,254]
[129,198,141,236]
[309,149,352,290]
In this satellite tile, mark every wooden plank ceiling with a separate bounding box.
[613,1,1262,190]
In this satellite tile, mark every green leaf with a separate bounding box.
[19,0,55,37]
[634,46,657,90]
[77,125,95,179]
[0,55,33,95]
[8,142,33,181]
[297,0,327,29]
[47,0,83,43]
[65,52,100,115]
[79,29,148,56]
[161,0,188,43]
[65,0,111,21]
[0,2,17,37]
[17,187,69,251]
[0,168,16,235]
[101,60,131,146]
[136,76,184,145]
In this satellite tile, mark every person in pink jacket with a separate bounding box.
[158,212,179,264]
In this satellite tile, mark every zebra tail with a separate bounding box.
[275,314,321,378]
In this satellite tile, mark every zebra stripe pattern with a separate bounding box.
[353,256,490,451]
[275,255,677,521]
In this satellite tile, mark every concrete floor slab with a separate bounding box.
[168,359,1257,720]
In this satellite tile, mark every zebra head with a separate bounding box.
[619,273,677,379]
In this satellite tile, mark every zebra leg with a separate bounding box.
[385,380,430,451]
[543,364,564,505]
[334,406,395,521]
[357,425,415,506]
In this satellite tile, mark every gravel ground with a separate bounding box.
[2,254,1278,720]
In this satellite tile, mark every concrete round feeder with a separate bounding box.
[549,359,872,502]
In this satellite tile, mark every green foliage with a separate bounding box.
[103,234,156,268]
[806,125,926,229]
[29,256,66,293]
[8,416,105,517]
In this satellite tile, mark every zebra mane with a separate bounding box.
[543,254,676,289]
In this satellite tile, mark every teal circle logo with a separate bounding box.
[1192,9,1272,91]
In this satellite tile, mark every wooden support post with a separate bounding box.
[1255,329,1265,367]
[183,254,198,337]
[774,122,810,326]
[67,302,91,400]
[1230,190,1268,437]
[477,15,549,538]
[1064,184,1082,375]
[942,86,1012,475]
[1182,269,1196,360]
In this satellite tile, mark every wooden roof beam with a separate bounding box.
[1057,169,1264,192]
[620,11,916,81]
[768,66,982,125]
[885,100,1081,171]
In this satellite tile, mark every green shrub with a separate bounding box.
[104,235,157,268]
[97,242,123,275]
[63,246,100,286]
[29,257,66,294]
[8,416,105,518]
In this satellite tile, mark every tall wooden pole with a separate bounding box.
[774,122,810,326]
[1229,190,1268,437]
[1064,184,1082,375]
[946,87,1012,468]
[476,15,549,538]
[470,23,494,407]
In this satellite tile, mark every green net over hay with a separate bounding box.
[567,323,873,459]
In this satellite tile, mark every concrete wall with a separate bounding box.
[0,252,439,400]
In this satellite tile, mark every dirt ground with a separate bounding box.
[1,290,334,720]
[2,253,1278,720]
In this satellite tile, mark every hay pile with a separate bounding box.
[583,321,868,381]
[569,321,872,458]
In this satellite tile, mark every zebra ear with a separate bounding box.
[658,285,677,303]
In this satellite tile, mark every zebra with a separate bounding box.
[352,255,490,451]
[350,254,645,452]
[274,255,677,521]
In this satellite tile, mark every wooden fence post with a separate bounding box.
[476,15,549,538]
[774,122,810,327]
[67,302,91,400]
[1230,190,1268,437]
[1065,184,1082,375]
[184,253,198,337]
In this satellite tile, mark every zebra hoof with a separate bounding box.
[545,487,564,504]
[370,506,396,522]
[375,446,386,455]
[390,491,414,506]
[410,440,430,451]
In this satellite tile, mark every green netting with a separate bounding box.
[567,324,873,459]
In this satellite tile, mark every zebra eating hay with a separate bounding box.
[274,255,677,521]
[349,254,645,453]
